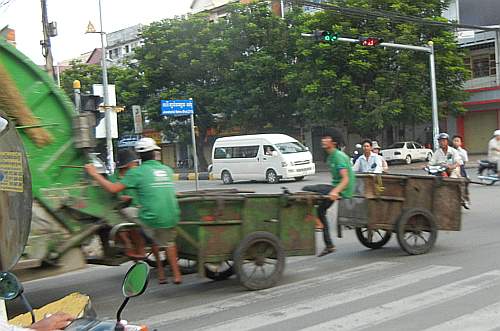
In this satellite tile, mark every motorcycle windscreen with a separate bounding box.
[0,112,32,271]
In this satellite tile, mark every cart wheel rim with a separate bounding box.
[234,232,285,290]
[355,227,391,249]
[397,210,437,255]
[204,261,234,280]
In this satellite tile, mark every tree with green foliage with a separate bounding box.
[60,60,147,133]
[286,0,469,142]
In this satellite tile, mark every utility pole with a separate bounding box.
[40,0,56,80]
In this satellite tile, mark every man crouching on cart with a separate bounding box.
[303,130,356,257]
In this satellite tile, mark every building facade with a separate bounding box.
[106,24,143,64]
[443,0,500,153]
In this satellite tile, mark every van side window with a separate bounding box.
[264,145,275,156]
[214,147,232,159]
[233,146,259,158]
[214,146,259,159]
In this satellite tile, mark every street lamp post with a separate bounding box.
[87,0,114,173]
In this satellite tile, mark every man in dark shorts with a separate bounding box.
[85,138,182,284]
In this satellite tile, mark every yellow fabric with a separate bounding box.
[9,292,89,327]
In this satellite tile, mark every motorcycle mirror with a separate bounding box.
[0,272,35,324]
[122,261,149,298]
[0,272,22,300]
[117,262,149,324]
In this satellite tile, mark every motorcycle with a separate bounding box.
[351,144,362,165]
[424,165,449,177]
[0,262,150,331]
[477,160,499,185]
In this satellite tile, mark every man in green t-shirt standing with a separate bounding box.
[85,138,182,284]
[304,130,355,257]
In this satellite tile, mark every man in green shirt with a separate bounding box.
[304,130,355,257]
[85,138,182,284]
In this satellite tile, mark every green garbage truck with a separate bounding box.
[0,39,130,280]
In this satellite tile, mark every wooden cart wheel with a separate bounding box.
[233,231,285,290]
[355,228,392,249]
[204,261,234,281]
[396,208,438,255]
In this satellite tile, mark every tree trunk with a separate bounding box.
[195,127,209,172]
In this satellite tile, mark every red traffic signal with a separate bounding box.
[359,37,383,47]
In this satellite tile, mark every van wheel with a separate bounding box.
[221,171,233,184]
[295,176,305,181]
[266,169,279,184]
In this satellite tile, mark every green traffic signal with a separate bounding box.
[313,30,338,44]
[322,31,338,43]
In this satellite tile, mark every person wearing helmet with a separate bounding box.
[110,148,169,284]
[488,130,500,177]
[428,133,462,178]
[85,138,182,284]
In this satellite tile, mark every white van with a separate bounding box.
[212,134,315,184]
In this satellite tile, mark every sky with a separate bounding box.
[0,0,192,64]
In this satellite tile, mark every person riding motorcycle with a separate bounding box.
[428,133,462,178]
[488,129,500,177]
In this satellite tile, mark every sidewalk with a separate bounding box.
[315,154,487,172]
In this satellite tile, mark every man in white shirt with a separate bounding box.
[353,140,384,174]
[488,130,500,176]
[429,133,462,178]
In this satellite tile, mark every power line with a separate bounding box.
[290,0,499,32]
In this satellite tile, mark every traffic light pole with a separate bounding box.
[302,34,440,149]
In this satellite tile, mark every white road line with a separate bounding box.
[423,301,500,331]
[200,265,460,331]
[304,270,500,331]
[141,262,399,327]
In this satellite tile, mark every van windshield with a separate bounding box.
[275,142,307,154]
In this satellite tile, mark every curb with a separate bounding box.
[172,173,214,181]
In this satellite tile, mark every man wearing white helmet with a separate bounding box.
[488,130,500,177]
[429,133,462,178]
[85,137,182,284]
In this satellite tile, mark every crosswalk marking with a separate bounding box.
[142,262,399,327]
[423,301,500,331]
[200,265,460,331]
[303,270,500,331]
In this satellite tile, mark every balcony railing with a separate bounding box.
[464,75,498,90]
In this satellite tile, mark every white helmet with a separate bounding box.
[494,130,500,137]
[135,137,161,153]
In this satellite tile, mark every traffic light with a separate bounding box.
[313,30,338,44]
[81,94,103,112]
[359,37,383,47]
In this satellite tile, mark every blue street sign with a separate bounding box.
[160,99,194,116]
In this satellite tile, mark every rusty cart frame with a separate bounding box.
[337,174,462,255]
[173,189,317,290]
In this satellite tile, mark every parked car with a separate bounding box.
[380,141,433,164]
[117,135,141,148]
